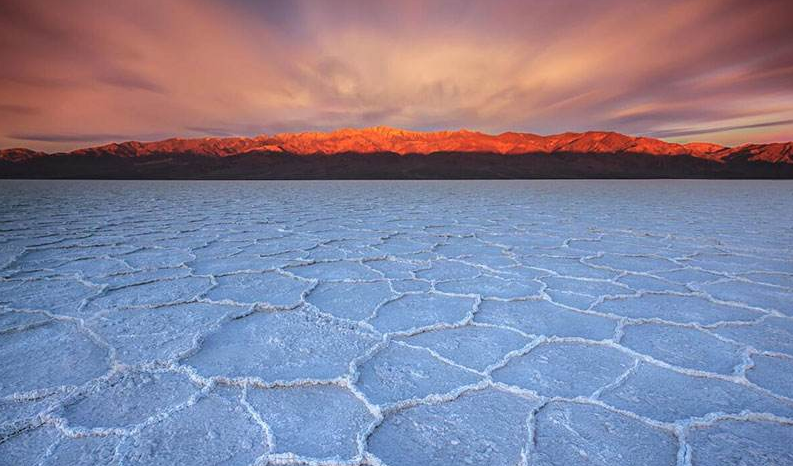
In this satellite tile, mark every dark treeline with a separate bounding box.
[2,151,792,179]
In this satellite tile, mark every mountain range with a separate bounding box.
[2,127,791,179]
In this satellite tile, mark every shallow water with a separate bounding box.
[1,180,792,466]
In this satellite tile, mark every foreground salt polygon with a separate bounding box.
[1,180,792,466]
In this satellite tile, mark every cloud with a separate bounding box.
[8,132,134,143]
[0,104,40,115]
[184,126,237,137]
[645,119,793,139]
[97,69,166,93]
[1,0,792,151]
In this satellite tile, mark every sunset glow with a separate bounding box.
[1,0,792,152]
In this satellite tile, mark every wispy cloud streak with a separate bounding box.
[646,119,793,139]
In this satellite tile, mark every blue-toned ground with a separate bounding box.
[1,180,792,466]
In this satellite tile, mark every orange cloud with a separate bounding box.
[1,0,791,151]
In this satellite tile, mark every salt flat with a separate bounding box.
[1,180,792,466]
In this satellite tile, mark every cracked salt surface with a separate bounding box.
[0,180,792,466]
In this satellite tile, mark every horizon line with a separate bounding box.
[5,125,793,153]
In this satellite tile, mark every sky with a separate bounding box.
[1,0,792,152]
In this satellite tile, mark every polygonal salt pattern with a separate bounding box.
[356,342,482,407]
[60,371,198,429]
[306,280,394,321]
[52,257,133,279]
[693,279,793,316]
[1,180,792,465]
[183,308,379,382]
[739,272,793,288]
[593,294,763,324]
[687,420,793,466]
[96,267,193,289]
[205,271,311,307]
[187,253,297,275]
[616,273,691,293]
[685,252,793,274]
[540,276,633,304]
[476,299,616,340]
[713,317,793,357]
[389,278,432,293]
[364,258,420,279]
[586,253,680,273]
[0,395,57,439]
[519,255,617,279]
[0,426,63,466]
[85,276,212,312]
[245,384,375,461]
[369,292,476,334]
[0,311,49,333]
[285,260,381,281]
[40,435,120,466]
[0,278,99,316]
[530,401,678,466]
[600,363,793,422]
[368,388,541,466]
[0,320,110,397]
[745,354,793,399]
[396,325,529,372]
[116,390,266,466]
[87,302,239,365]
[414,259,482,281]
[435,274,543,299]
[654,267,724,284]
[120,248,194,270]
[620,323,744,374]
[491,342,634,397]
